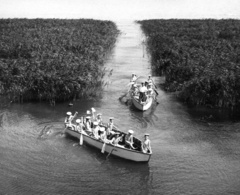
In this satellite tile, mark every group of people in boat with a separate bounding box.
[64,108,152,154]
[130,74,158,104]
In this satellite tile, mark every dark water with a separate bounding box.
[1,21,240,195]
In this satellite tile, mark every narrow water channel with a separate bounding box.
[0,21,240,195]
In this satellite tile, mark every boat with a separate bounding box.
[131,94,153,111]
[65,127,152,162]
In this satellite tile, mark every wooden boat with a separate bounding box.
[65,127,152,162]
[130,93,153,111]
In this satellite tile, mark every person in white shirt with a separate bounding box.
[141,133,152,154]
[85,116,92,132]
[124,130,136,149]
[92,121,100,139]
[64,111,78,129]
[96,113,103,125]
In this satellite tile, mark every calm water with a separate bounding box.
[1,21,240,195]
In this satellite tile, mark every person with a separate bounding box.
[106,117,114,138]
[139,82,148,103]
[147,83,154,96]
[110,133,124,147]
[96,113,103,125]
[64,111,78,129]
[125,130,136,149]
[75,119,85,133]
[141,133,152,154]
[130,73,138,83]
[148,75,159,96]
[99,127,108,143]
[131,84,139,97]
[85,116,92,132]
[92,121,100,139]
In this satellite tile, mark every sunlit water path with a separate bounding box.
[1,21,240,195]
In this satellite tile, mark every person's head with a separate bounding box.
[141,82,144,86]
[97,113,102,118]
[86,116,91,121]
[148,75,151,79]
[66,112,72,117]
[99,127,105,134]
[144,133,150,139]
[145,81,148,86]
[76,119,81,124]
[93,121,98,127]
[109,117,114,122]
[128,130,134,135]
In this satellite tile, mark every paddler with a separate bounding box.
[96,113,103,125]
[85,116,92,132]
[92,121,100,139]
[75,119,84,133]
[130,73,138,83]
[141,133,152,154]
[64,111,78,129]
[125,130,136,149]
[106,117,114,138]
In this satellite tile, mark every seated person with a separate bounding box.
[64,111,78,129]
[85,116,92,132]
[99,127,109,143]
[75,119,83,132]
[109,133,124,146]
[96,113,103,125]
[124,130,136,149]
[92,121,100,139]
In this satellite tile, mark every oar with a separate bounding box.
[101,142,106,153]
[79,132,83,145]
[106,147,116,159]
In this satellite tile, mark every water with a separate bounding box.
[1,21,240,195]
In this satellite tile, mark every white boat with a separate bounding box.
[65,127,152,162]
[131,94,153,111]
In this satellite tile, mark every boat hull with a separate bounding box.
[131,96,153,111]
[65,129,151,162]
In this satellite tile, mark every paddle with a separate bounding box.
[79,116,84,145]
[106,147,116,159]
[79,132,83,145]
[101,142,106,153]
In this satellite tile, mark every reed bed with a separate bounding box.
[138,19,240,109]
[0,19,119,105]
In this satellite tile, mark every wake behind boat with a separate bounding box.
[65,125,152,162]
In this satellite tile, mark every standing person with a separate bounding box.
[148,75,159,96]
[106,117,114,137]
[130,73,138,83]
[125,130,136,149]
[64,111,78,129]
[141,133,152,154]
